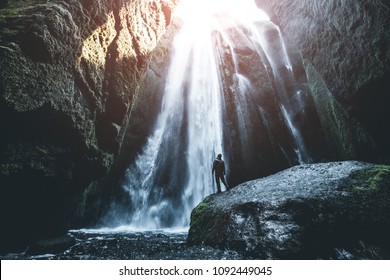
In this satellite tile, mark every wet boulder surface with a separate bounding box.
[188,161,390,259]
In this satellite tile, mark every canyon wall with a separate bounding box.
[0,0,178,252]
[256,0,390,161]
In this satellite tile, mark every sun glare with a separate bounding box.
[174,0,270,23]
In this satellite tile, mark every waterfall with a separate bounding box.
[121,2,225,230]
[248,22,312,163]
[114,0,315,230]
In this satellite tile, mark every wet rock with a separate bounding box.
[187,161,390,259]
[0,0,178,253]
[256,0,390,162]
[2,231,244,260]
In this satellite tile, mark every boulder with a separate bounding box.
[188,161,390,259]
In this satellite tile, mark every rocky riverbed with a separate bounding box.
[1,229,242,260]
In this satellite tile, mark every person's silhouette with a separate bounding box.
[212,154,228,193]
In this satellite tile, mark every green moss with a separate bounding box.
[0,1,54,18]
[193,196,212,211]
[304,60,379,161]
[349,165,390,193]
[342,165,390,237]
[188,195,229,247]
[0,1,27,14]
[191,196,227,227]
[1,0,46,9]
[190,196,214,231]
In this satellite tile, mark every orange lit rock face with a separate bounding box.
[75,0,178,153]
[0,0,178,251]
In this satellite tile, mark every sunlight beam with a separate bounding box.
[173,0,270,23]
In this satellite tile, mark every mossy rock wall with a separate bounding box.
[0,0,178,253]
[256,0,390,162]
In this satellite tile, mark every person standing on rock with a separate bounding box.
[212,154,228,193]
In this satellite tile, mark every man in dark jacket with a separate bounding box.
[212,154,228,193]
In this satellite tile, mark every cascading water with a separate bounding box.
[248,22,312,163]
[121,1,226,230]
[113,0,316,230]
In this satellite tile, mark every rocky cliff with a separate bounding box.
[0,0,178,253]
[188,161,390,259]
[256,0,390,161]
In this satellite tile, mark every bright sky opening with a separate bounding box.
[173,0,270,24]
